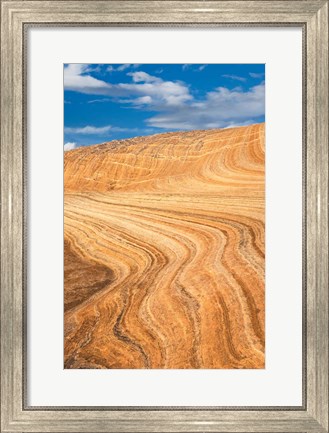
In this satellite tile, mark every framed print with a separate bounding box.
[1,1,328,432]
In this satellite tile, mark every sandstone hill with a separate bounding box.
[64,123,265,369]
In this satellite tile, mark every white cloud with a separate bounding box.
[64,65,192,108]
[65,125,113,135]
[249,72,264,79]
[107,64,140,72]
[64,142,78,151]
[65,124,128,135]
[126,95,153,105]
[64,64,112,95]
[222,120,256,129]
[120,77,192,107]
[86,65,102,73]
[146,83,265,130]
[118,64,141,71]
[117,64,132,71]
[87,98,110,104]
[128,71,161,83]
[122,80,191,106]
[222,74,247,82]
[182,64,207,72]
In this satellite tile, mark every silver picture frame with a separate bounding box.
[1,1,328,432]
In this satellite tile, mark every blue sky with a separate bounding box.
[64,64,265,150]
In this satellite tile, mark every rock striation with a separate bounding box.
[64,123,265,369]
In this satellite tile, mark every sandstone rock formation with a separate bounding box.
[64,123,265,369]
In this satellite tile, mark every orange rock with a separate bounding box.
[64,123,265,369]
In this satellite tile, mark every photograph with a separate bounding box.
[63,63,265,369]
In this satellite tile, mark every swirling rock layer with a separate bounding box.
[64,123,265,369]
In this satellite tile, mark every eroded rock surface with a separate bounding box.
[64,123,265,369]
